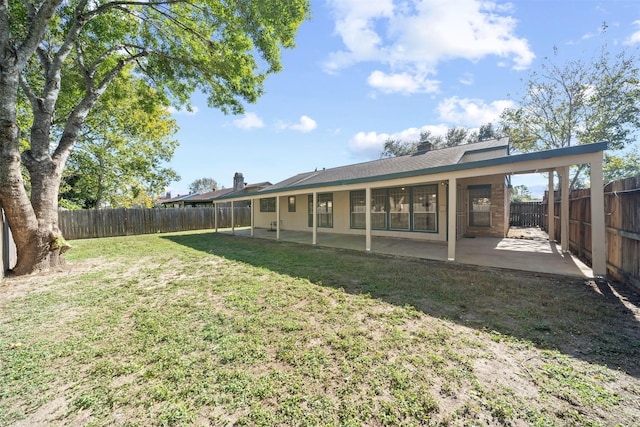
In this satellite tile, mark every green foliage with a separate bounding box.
[380,123,498,157]
[189,178,219,194]
[59,72,180,209]
[510,184,534,202]
[501,40,640,153]
[1,0,311,273]
[604,148,640,183]
[2,231,637,425]
[381,138,418,158]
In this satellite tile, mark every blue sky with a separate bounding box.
[166,0,640,198]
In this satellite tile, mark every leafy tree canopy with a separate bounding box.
[510,184,535,202]
[189,178,220,194]
[380,124,499,158]
[501,43,640,152]
[59,71,180,209]
[604,148,640,184]
[0,0,311,275]
[500,30,640,187]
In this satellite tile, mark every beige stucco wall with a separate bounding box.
[252,200,276,229]
[279,195,308,230]
[253,181,452,242]
[252,176,507,239]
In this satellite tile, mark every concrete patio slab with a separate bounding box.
[226,227,593,278]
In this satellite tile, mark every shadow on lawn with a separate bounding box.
[162,232,640,378]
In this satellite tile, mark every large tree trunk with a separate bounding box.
[0,58,68,276]
[0,155,67,275]
[0,166,68,275]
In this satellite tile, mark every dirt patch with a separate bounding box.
[507,226,549,241]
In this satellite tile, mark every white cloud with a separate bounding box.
[348,131,390,157]
[459,72,474,86]
[277,115,318,133]
[325,0,535,93]
[346,97,511,158]
[624,20,640,45]
[233,112,264,130]
[168,106,199,115]
[437,96,513,126]
[367,71,440,94]
[348,124,449,158]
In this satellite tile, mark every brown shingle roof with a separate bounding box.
[264,138,509,192]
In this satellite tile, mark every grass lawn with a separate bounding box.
[1,230,639,426]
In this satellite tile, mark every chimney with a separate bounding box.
[165,191,171,199]
[416,142,433,154]
[233,172,245,191]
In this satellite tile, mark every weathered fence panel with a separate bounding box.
[510,201,543,227]
[545,174,640,289]
[59,207,251,240]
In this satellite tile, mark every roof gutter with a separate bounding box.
[215,141,608,201]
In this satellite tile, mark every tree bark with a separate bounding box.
[0,53,67,275]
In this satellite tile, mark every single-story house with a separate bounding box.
[213,138,608,276]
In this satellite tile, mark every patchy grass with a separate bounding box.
[1,230,639,426]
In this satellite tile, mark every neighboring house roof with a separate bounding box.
[160,193,201,204]
[245,182,272,190]
[161,182,273,205]
[224,182,272,198]
[188,188,236,202]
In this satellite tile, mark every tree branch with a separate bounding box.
[18,74,38,106]
[16,0,65,68]
[0,0,9,50]
[53,51,148,163]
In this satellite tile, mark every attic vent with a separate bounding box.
[416,142,433,154]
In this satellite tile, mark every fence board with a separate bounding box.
[59,207,251,240]
[544,174,640,289]
[510,201,544,227]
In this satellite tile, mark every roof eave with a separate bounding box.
[215,142,608,200]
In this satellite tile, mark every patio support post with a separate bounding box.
[276,196,281,240]
[547,171,554,241]
[560,166,570,252]
[447,178,457,261]
[365,187,371,251]
[590,153,607,277]
[312,192,317,245]
[250,199,254,237]
[231,201,235,235]
[214,202,218,233]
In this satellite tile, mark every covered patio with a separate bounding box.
[215,141,607,279]
[227,227,592,278]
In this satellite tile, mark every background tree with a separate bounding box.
[59,72,180,209]
[500,36,640,188]
[381,138,418,158]
[0,0,310,275]
[510,184,534,202]
[189,178,220,194]
[603,148,640,183]
[380,124,497,158]
[478,123,498,141]
[445,127,471,147]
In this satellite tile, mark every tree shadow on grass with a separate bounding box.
[162,232,640,378]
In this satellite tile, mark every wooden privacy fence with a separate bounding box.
[510,201,544,227]
[546,174,640,289]
[59,207,251,240]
